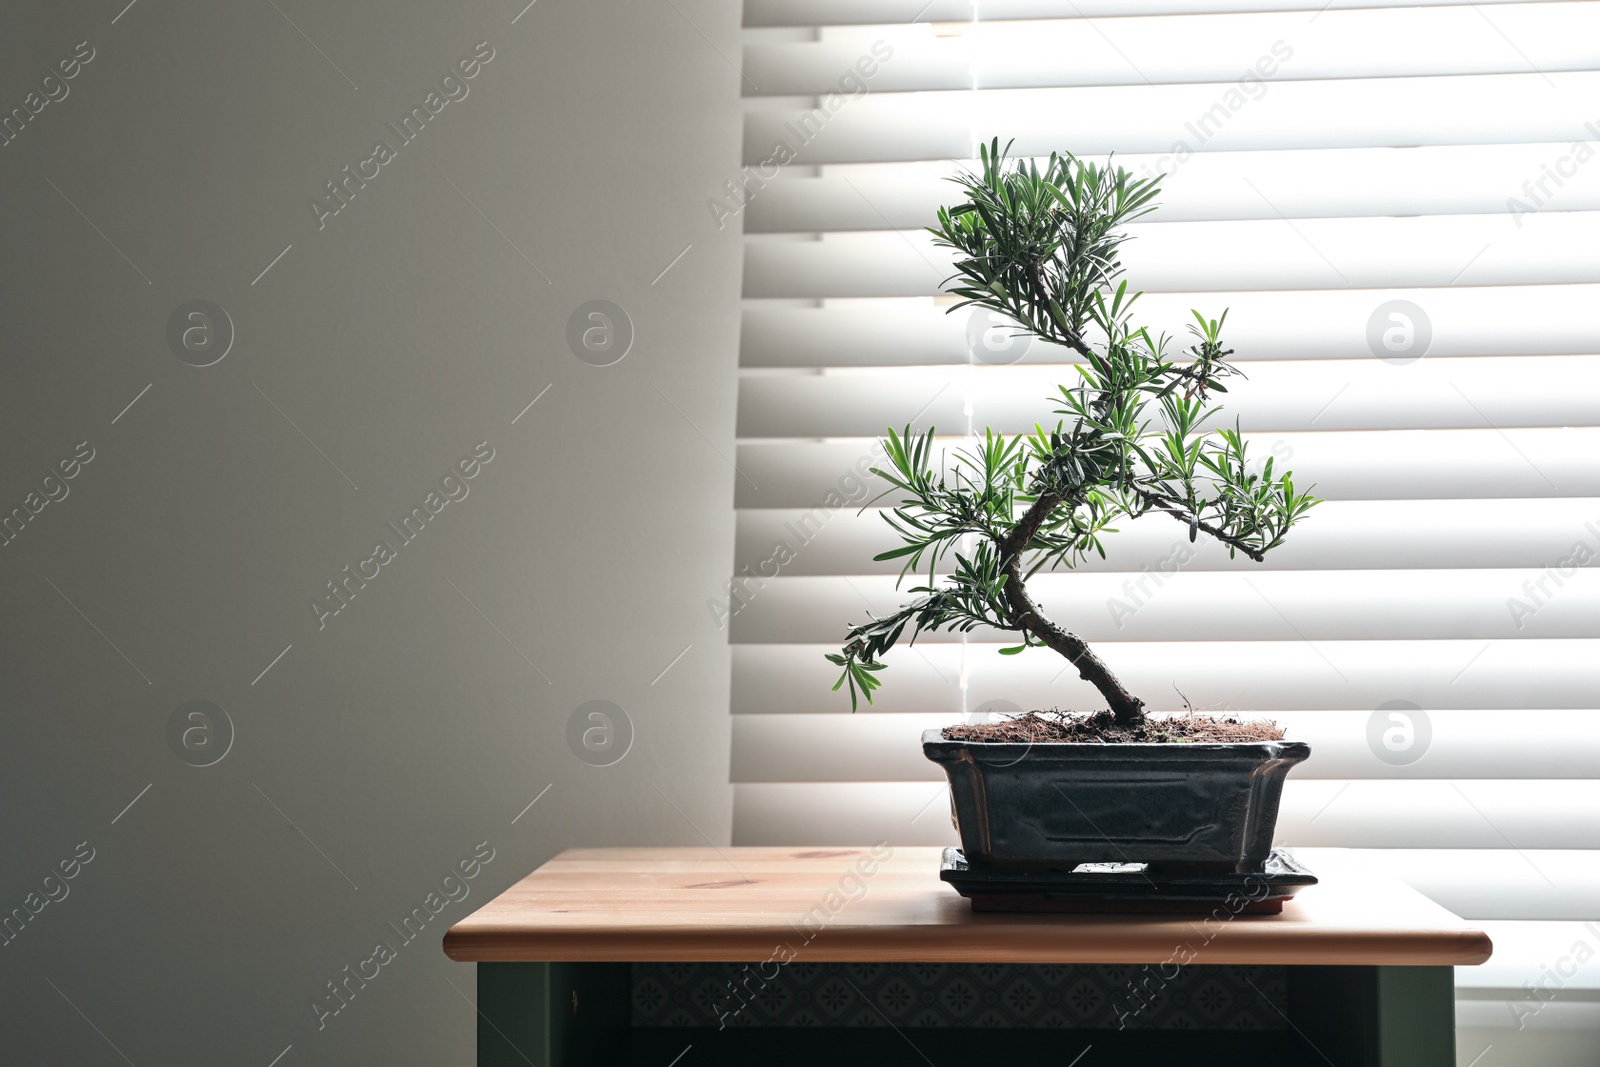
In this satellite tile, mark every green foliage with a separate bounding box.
[828,140,1320,712]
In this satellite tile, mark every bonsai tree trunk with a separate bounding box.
[999,490,1147,725]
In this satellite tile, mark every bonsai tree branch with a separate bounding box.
[1131,488,1269,563]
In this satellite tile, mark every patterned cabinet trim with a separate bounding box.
[632,962,1289,1030]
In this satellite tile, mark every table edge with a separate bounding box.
[442,926,1493,967]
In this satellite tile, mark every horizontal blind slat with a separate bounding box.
[1416,893,1600,927]
[743,72,1600,164]
[735,430,1600,507]
[741,285,1600,366]
[743,0,1553,27]
[743,212,1600,298]
[737,499,1600,575]
[1456,919,1600,982]
[731,639,1600,713]
[747,5,1600,95]
[727,570,1600,644]
[738,356,1600,437]
[732,780,1600,849]
[746,143,1600,231]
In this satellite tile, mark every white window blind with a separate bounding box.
[731,1,1600,1049]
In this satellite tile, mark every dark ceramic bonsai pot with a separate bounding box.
[923,729,1309,874]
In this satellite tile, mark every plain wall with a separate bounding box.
[0,1,742,1063]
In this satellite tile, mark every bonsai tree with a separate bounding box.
[827,141,1319,725]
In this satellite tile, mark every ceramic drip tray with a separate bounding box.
[940,847,1317,914]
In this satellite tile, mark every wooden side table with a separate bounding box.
[444,846,1492,1066]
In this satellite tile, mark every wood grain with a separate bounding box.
[442,846,1493,966]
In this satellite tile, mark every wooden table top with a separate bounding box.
[443,846,1493,967]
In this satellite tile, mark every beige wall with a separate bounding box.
[0,1,741,1062]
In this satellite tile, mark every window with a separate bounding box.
[732,0,1599,1049]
